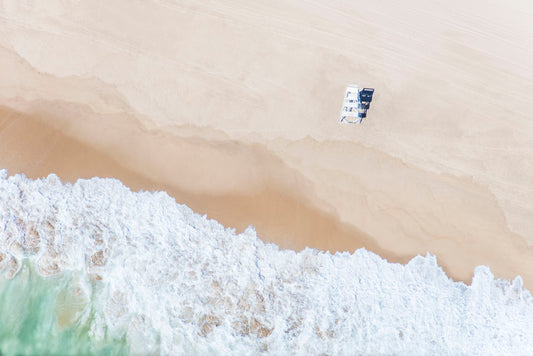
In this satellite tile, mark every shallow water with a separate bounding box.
[0,262,127,355]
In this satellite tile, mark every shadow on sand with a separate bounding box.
[358,88,374,119]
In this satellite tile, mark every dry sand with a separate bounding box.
[0,0,532,286]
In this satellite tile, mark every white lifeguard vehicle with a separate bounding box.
[340,85,374,124]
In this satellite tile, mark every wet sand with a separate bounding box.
[1,0,532,287]
[1,104,532,288]
[0,106,388,257]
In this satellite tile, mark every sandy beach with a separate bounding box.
[1,0,532,287]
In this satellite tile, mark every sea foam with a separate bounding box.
[0,170,532,355]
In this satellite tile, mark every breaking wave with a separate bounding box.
[0,170,532,355]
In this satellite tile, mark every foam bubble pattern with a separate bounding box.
[0,170,532,355]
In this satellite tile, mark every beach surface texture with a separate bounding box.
[0,0,532,354]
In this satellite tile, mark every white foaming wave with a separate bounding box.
[0,169,532,355]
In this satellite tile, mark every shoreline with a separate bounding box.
[1,104,531,288]
[0,105,391,256]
